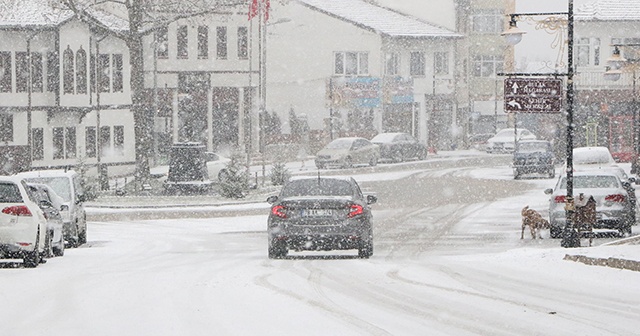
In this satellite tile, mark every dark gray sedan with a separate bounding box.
[371,132,427,163]
[266,176,377,259]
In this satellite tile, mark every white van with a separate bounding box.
[16,170,87,247]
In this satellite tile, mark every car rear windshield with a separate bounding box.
[281,179,354,197]
[0,182,23,203]
[560,175,620,189]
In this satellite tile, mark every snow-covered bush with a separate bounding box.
[269,162,290,186]
[219,151,249,198]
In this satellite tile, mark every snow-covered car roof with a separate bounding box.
[371,133,404,143]
[572,147,616,165]
[15,169,78,178]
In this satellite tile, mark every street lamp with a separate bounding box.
[502,0,580,248]
[605,45,640,174]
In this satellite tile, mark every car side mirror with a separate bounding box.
[266,195,278,204]
[366,194,377,205]
[39,200,53,208]
[622,181,631,189]
[629,177,637,184]
[544,188,553,195]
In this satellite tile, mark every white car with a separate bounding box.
[25,183,65,257]
[16,170,87,247]
[204,152,233,182]
[485,128,537,153]
[0,176,48,268]
[314,137,380,169]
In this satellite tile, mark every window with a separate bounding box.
[98,54,110,93]
[238,26,248,59]
[52,127,64,159]
[611,37,640,62]
[15,52,28,93]
[155,26,168,59]
[576,38,590,67]
[198,26,208,59]
[114,125,124,155]
[386,52,399,76]
[0,114,12,142]
[177,25,188,59]
[100,125,111,155]
[434,52,449,75]
[85,126,96,158]
[63,46,74,94]
[31,52,43,93]
[334,52,368,76]
[52,127,76,159]
[32,128,43,160]
[47,51,58,93]
[89,53,95,93]
[217,26,227,59]
[76,47,87,94]
[410,51,425,76]
[472,9,503,33]
[112,54,123,92]
[472,55,504,77]
[0,52,11,92]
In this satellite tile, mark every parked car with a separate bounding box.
[544,171,635,238]
[512,140,555,179]
[315,137,379,169]
[485,128,537,153]
[25,183,65,257]
[569,146,637,219]
[204,152,233,182]
[0,176,48,267]
[16,169,87,248]
[370,132,427,163]
[469,133,495,151]
[266,176,377,258]
[163,142,215,195]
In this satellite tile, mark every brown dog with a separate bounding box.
[521,206,550,239]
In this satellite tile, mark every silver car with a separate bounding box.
[266,176,377,258]
[315,137,379,169]
[544,172,634,238]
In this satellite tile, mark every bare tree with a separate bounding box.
[60,0,245,186]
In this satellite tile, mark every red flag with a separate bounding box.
[248,0,270,22]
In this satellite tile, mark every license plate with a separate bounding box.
[302,209,332,217]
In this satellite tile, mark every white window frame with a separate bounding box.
[334,51,369,76]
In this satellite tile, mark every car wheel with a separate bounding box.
[417,150,427,161]
[66,224,79,248]
[43,229,54,259]
[343,157,353,169]
[78,228,87,246]
[369,156,378,167]
[23,229,40,268]
[53,232,65,257]
[358,239,373,259]
[268,240,288,259]
[549,225,562,239]
[514,171,521,180]
[548,170,555,178]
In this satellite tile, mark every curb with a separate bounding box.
[564,254,640,272]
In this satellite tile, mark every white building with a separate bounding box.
[0,0,135,178]
[266,0,461,150]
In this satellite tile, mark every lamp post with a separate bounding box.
[502,0,580,248]
[605,45,640,174]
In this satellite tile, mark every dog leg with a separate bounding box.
[521,224,525,239]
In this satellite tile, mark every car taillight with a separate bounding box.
[605,194,626,202]
[554,195,566,203]
[271,205,287,218]
[347,204,364,218]
[1,205,33,216]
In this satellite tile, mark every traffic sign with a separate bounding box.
[504,78,563,113]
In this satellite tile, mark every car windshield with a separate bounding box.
[559,175,620,189]
[517,142,548,152]
[325,139,353,149]
[0,182,23,203]
[371,133,398,143]
[22,177,71,202]
[281,179,354,197]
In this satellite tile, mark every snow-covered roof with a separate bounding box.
[0,0,74,27]
[576,0,640,21]
[0,0,128,31]
[296,0,460,38]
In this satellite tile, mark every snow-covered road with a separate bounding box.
[2,154,639,335]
